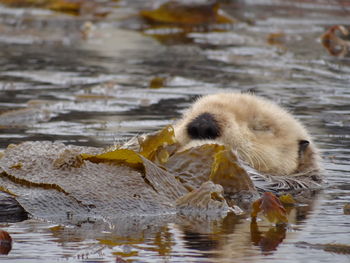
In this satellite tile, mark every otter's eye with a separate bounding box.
[186,112,221,140]
[250,123,271,132]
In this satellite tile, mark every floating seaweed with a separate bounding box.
[0,229,12,255]
[140,1,233,26]
[149,76,166,89]
[251,192,288,225]
[279,194,296,206]
[344,203,350,215]
[139,0,235,44]
[320,25,350,57]
[0,0,113,16]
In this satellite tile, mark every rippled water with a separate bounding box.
[0,0,350,262]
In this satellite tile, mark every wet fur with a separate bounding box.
[174,93,320,177]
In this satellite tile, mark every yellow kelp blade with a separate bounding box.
[139,125,176,162]
[0,0,111,16]
[140,1,234,25]
[279,194,296,206]
[81,149,144,171]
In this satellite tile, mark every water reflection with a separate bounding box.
[0,198,319,262]
[0,0,350,262]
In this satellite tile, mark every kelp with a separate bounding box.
[165,143,259,210]
[251,192,288,225]
[344,203,350,215]
[0,185,17,197]
[279,194,296,206]
[138,125,177,162]
[1,0,81,14]
[141,156,188,201]
[82,125,177,164]
[0,0,113,16]
[81,149,144,172]
[320,25,350,57]
[210,149,256,196]
[82,125,177,168]
[0,229,12,255]
[0,126,243,222]
[140,1,233,26]
[267,32,286,46]
[139,0,235,43]
[164,144,225,192]
[149,77,166,89]
[0,141,177,222]
[176,181,229,213]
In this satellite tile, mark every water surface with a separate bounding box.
[0,0,350,262]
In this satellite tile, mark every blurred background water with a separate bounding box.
[0,0,350,262]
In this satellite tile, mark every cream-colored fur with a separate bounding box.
[174,93,319,176]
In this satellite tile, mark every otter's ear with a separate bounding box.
[298,140,309,158]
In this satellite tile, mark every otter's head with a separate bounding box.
[174,93,319,176]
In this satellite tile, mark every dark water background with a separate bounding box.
[0,0,350,262]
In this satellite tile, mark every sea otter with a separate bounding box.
[174,93,320,177]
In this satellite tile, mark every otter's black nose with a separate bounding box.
[186,112,220,140]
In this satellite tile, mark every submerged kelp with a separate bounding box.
[0,127,235,223]
[0,141,177,222]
